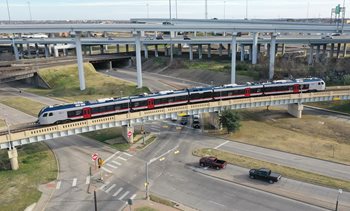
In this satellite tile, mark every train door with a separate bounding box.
[147,98,155,109]
[244,88,251,97]
[293,84,300,93]
[82,107,92,119]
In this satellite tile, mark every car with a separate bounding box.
[156,35,163,40]
[321,35,332,39]
[331,33,341,36]
[162,21,173,25]
[192,115,200,128]
[183,35,191,40]
[249,168,282,184]
[199,156,227,170]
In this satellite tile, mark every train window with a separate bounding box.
[321,82,324,85]
[107,105,114,111]
[49,113,53,116]
[133,102,140,107]
[92,107,99,114]
[43,113,48,117]
[67,109,83,117]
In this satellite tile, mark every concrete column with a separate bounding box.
[35,43,39,57]
[155,45,159,57]
[104,45,108,52]
[266,44,270,57]
[269,34,277,80]
[27,43,32,58]
[100,45,105,54]
[322,44,327,55]
[287,103,303,118]
[116,44,120,53]
[198,45,203,59]
[228,44,231,57]
[252,32,258,64]
[343,43,347,57]
[189,45,193,61]
[336,43,341,58]
[194,31,197,37]
[208,44,211,58]
[63,48,67,56]
[177,44,182,56]
[122,125,134,143]
[44,44,49,58]
[109,61,113,70]
[249,44,252,61]
[219,44,223,56]
[143,45,148,59]
[316,45,320,63]
[164,46,168,56]
[231,34,237,84]
[308,45,314,65]
[330,43,335,57]
[19,44,24,58]
[126,44,129,53]
[257,44,261,61]
[240,44,244,61]
[83,46,87,56]
[89,46,92,55]
[54,47,59,57]
[282,44,286,55]
[8,148,19,170]
[75,34,86,91]
[135,31,143,88]
[13,44,19,61]
[141,31,145,37]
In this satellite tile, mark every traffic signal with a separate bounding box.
[97,158,104,168]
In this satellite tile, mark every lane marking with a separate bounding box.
[130,194,137,200]
[86,176,90,184]
[214,141,229,149]
[99,182,111,190]
[117,156,127,161]
[102,167,113,174]
[105,184,116,193]
[118,191,130,200]
[72,178,77,187]
[112,160,122,166]
[104,151,120,163]
[107,163,118,169]
[56,181,61,189]
[123,152,133,157]
[209,200,225,207]
[113,187,123,197]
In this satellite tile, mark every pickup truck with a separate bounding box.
[249,168,282,184]
[199,156,227,170]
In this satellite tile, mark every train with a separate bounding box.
[37,77,326,125]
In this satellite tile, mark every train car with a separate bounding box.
[263,77,325,95]
[187,87,213,103]
[38,98,130,125]
[213,83,264,100]
[130,90,189,111]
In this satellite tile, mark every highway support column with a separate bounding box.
[177,44,182,56]
[198,45,203,59]
[126,44,129,53]
[330,43,335,57]
[155,45,159,57]
[189,45,193,61]
[269,33,277,80]
[135,31,143,88]
[208,44,211,58]
[308,45,314,65]
[240,44,244,61]
[316,45,320,63]
[336,43,341,58]
[343,43,347,57]
[8,147,19,170]
[44,44,49,58]
[252,32,258,64]
[322,44,327,55]
[13,44,19,61]
[116,44,120,53]
[75,32,86,91]
[143,45,149,59]
[287,103,303,118]
[282,44,286,55]
[231,33,237,84]
[219,44,223,56]
[122,125,134,143]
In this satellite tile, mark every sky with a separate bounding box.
[0,0,344,21]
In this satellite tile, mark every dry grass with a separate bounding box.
[307,100,350,114]
[0,96,46,117]
[193,148,350,191]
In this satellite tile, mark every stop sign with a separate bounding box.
[127,131,132,138]
[92,153,98,161]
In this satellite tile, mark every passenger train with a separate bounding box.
[37,78,326,125]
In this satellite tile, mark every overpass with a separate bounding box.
[1,89,349,169]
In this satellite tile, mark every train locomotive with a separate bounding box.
[37,77,325,125]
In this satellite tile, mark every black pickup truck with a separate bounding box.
[199,156,227,170]
[249,168,282,184]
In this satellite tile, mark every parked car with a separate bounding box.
[183,35,191,40]
[331,33,341,36]
[192,115,200,128]
[249,168,281,184]
[199,156,227,170]
[321,35,332,39]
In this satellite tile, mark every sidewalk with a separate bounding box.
[193,165,350,211]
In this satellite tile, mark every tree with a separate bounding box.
[219,110,241,134]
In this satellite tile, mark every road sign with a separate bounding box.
[127,131,133,138]
[92,153,98,161]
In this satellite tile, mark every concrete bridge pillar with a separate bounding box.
[287,103,303,118]
[164,46,168,56]
[35,43,39,57]
[27,43,32,58]
[44,44,49,58]
[322,44,327,55]
[177,44,182,56]
[143,45,148,59]
[316,45,321,63]
[252,32,258,64]
[109,61,113,71]
[189,45,193,61]
[198,45,203,59]
[75,33,86,91]
[19,44,24,59]
[100,45,105,54]
[194,31,197,37]
[219,44,223,56]
[330,43,335,57]
[135,31,143,88]
[122,125,134,143]
[240,44,244,61]
[13,44,19,61]
[257,44,261,62]
[8,148,19,170]
[249,44,253,61]
[336,43,341,58]
[54,47,59,57]
[308,45,314,65]
[208,44,211,58]
[228,44,231,57]
[126,44,129,53]
[155,45,159,57]
[116,44,120,53]
[343,43,347,57]
[231,34,237,84]
[282,44,286,55]
[269,34,277,80]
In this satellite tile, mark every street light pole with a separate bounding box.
[245,0,248,20]
[224,1,226,19]
[175,0,178,19]
[205,0,208,19]
[6,0,11,24]
[335,189,343,211]
[27,1,32,21]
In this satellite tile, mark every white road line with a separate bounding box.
[56,181,61,189]
[99,182,111,190]
[214,141,230,149]
[72,178,77,187]
[123,152,133,157]
[105,184,116,193]
[104,151,120,163]
[130,194,137,200]
[102,167,113,174]
[106,163,118,169]
[117,156,127,161]
[112,160,122,166]
[118,191,130,200]
[113,187,123,197]
[86,176,90,184]
[209,200,225,207]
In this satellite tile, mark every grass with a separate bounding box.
[26,63,149,102]
[306,100,350,114]
[183,60,231,72]
[82,128,131,151]
[150,194,176,207]
[217,108,350,164]
[136,135,157,150]
[0,142,57,211]
[135,207,159,211]
[193,148,350,191]
[0,96,46,117]
[0,120,5,128]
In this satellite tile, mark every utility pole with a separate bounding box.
[27,1,32,21]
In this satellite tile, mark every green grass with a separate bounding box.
[0,143,57,211]
[136,135,156,150]
[150,195,176,207]
[183,60,231,72]
[306,100,350,114]
[193,148,350,191]
[135,207,159,211]
[82,128,131,151]
[26,63,149,102]
[0,96,46,117]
